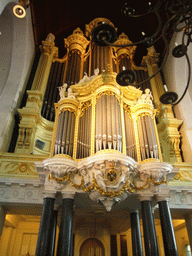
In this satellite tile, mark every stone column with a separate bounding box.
[56,193,75,256]
[185,214,192,251]
[35,192,56,256]
[0,206,6,237]
[157,195,178,256]
[49,210,58,256]
[140,195,160,256]
[130,211,143,256]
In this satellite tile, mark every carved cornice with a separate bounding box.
[85,18,116,38]
[41,41,58,56]
[113,33,136,61]
[55,97,80,115]
[71,72,142,102]
[34,151,176,211]
[64,28,89,55]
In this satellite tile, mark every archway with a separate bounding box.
[80,238,105,256]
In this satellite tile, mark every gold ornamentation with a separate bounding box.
[85,18,115,38]
[64,27,89,55]
[5,163,37,175]
[48,171,134,197]
[132,177,150,190]
[96,91,117,101]
[132,175,167,190]
[123,103,131,114]
[80,100,92,117]
[27,97,41,105]
[174,171,192,182]
[107,168,117,182]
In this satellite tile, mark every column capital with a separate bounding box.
[61,192,76,199]
[139,192,154,202]
[43,190,57,199]
[156,193,170,203]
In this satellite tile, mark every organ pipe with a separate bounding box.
[95,95,122,153]
[54,110,76,157]
[47,19,163,166]
[137,114,159,161]
[76,105,92,159]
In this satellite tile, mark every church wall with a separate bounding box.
[0,215,40,256]
[174,220,191,256]
[0,3,35,152]
[0,214,191,256]
[163,32,192,162]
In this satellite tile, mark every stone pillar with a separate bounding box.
[50,210,58,256]
[140,195,160,256]
[157,195,178,256]
[185,214,192,251]
[57,193,75,256]
[130,211,143,256]
[35,192,56,256]
[0,206,6,237]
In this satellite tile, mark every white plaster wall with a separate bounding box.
[163,32,192,162]
[0,5,13,92]
[0,2,35,151]
[0,0,12,14]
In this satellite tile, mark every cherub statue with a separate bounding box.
[78,72,90,83]
[90,68,100,80]
[67,87,77,99]
[58,83,67,99]
[138,88,153,104]
[145,88,153,104]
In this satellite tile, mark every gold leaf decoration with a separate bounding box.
[5,163,37,175]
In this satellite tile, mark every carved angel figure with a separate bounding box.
[78,72,90,83]
[90,68,99,80]
[67,87,77,99]
[58,83,67,99]
[95,170,106,192]
[138,88,153,104]
[145,88,153,104]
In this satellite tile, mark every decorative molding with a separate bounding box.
[5,162,37,175]
[35,152,175,211]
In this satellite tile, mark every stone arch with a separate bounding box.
[80,238,105,256]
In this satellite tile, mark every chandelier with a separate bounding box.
[91,0,192,105]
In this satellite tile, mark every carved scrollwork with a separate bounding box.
[42,155,172,200]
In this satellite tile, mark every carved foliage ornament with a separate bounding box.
[44,158,172,197]
[5,163,37,175]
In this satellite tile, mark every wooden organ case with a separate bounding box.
[31,17,163,162]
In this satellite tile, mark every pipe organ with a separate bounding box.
[51,71,162,163]
[10,17,181,256]
[42,17,163,163]
[41,19,152,122]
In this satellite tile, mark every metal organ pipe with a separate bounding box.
[136,114,159,161]
[124,110,137,161]
[137,116,146,160]
[53,110,75,157]
[76,105,92,159]
[95,95,122,153]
